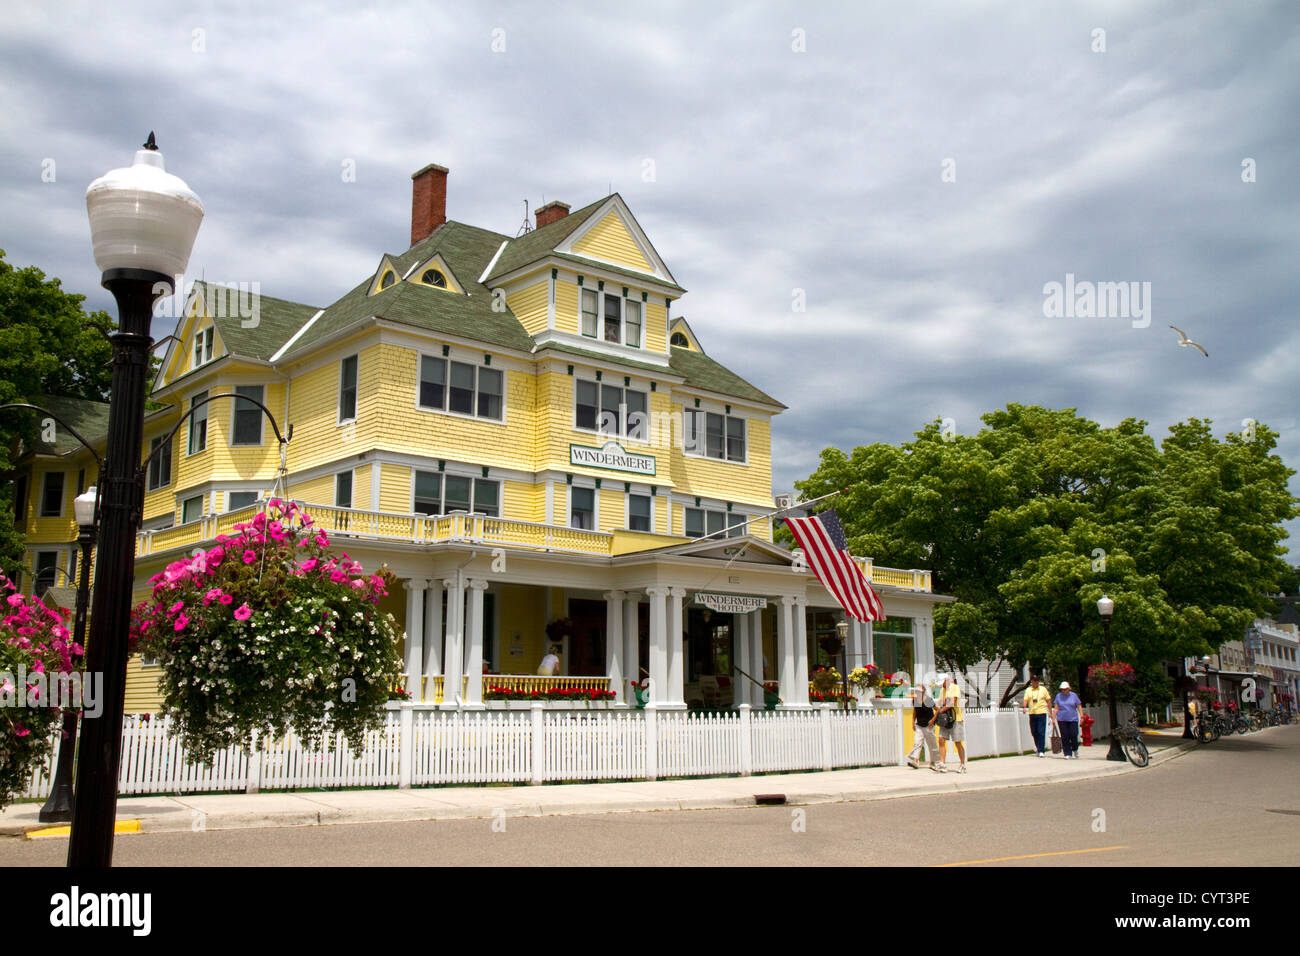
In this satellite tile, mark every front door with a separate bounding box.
[567,598,607,676]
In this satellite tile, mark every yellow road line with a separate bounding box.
[26,819,141,840]
[933,845,1127,867]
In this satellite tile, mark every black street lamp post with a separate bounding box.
[68,134,204,867]
[39,487,99,823]
[1097,595,1126,761]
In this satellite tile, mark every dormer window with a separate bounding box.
[379,271,395,290]
[421,269,447,288]
[193,327,214,368]
[580,289,642,348]
[671,331,689,347]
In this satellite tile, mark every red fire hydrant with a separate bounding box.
[1081,714,1095,747]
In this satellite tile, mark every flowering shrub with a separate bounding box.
[848,665,882,691]
[133,500,402,762]
[0,573,81,809]
[484,684,616,702]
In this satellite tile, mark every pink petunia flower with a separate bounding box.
[243,550,257,564]
[174,613,190,631]
[219,593,234,605]
[233,603,253,621]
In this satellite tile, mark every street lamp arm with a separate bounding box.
[0,403,107,469]
[141,393,293,475]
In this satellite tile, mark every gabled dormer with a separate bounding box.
[368,255,403,296]
[407,252,463,293]
[668,317,702,352]
[154,285,227,390]
[553,195,677,288]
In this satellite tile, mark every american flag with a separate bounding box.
[784,508,884,622]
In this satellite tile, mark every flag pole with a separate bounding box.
[686,487,846,546]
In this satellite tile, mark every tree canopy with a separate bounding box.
[0,250,117,573]
[795,404,1298,704]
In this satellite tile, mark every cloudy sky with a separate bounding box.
[2,0,1297,559]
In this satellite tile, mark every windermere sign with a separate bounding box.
[569,440,656,476]
[694,592,767,614]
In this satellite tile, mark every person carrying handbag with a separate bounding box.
[934,674,967,773]
[1052,681,1082,758]
[907,682,941,771]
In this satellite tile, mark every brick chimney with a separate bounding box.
[535,200,570,230]
[410,163,449,246]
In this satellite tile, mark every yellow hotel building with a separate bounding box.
[12,163,949,712]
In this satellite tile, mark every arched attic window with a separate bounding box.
[670,331,689,347]
[421,268,447,288]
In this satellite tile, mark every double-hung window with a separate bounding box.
[232,385,264,445]
[148,436,172,490]
[628,493,652,532]
[181,495,204,524]
[34,552,59,594]
[193,327,214,368]
[227,491,258,511]
[684,506,746,539]
[412,471,500,517]
[575,381,648,440]
[335,471,353,508]
[40,471,64,517]
[684,409,746,462]
[418,356,503,421]
[339,355,358,421]
[570,487,595,530]
[189,391,209,454]
[580,289,642,348]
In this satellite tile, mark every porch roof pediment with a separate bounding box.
[615,534,795,567]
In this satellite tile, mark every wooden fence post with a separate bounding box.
[245,729,261,794]
[818,705,832,771]
[644,704,658,781]
[739,703,753,776]
[398,704,414,789]
[530,702,545,785]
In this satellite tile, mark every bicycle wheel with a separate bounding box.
[1235,718,1249,735]
[1124,737,1149,768]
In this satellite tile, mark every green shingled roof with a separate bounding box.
[30,395,111,456]
[281,221,536,359]
[191,281,320,361]
[668,346,786,409]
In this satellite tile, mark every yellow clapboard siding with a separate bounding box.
[506,280,548,337]
[667,403,773,509]
[380,463,411,513]
[291,474,335,507]
[572,210,653,273]
[124,657,164,714]
[645,301,667,353]
[555,279,579,335]
[598,487,624,531]
[351,463,373,511]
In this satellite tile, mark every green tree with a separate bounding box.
[0,250,116,573]
[795,405,1297,705]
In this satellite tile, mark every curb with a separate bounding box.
[0,737,1204,837]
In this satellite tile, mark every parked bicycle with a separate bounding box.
[1114,716,1149,767]
[1194,710,1220,743]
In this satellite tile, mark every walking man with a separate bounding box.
[1053,680,1083,759]
[907,681,940,770]
[1022,674,1052,757]
[935,674,967,773]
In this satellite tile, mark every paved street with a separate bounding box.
[3,726,1295,866]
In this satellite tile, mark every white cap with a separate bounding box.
[1059,681,1071,689]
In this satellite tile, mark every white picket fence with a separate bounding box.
[20,703,1131,799]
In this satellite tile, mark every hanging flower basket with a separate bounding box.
[0,573,82,810]
[1087,661,1137,696]
[132,499,403,762]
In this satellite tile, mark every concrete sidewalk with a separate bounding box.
[2,734,1198,838]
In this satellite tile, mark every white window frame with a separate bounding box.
[32,549,61,595]
[410,469,501,517]
[682,407,748,464]
[338,354,359,424]
[147,435,173,491]
[335,470,354,508]
[572,379,649,443]
[626,489,654,533]
[39,470,65,518]
[193,326,214,369]
[579,287,643,349]
[181,494,204,525]
[414,352,506,424]
[225,490,259,512]
[230,384,265,446]
[569,484,597,531]
[683,504,747,539]
[188,391,209,456]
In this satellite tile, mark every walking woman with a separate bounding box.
[1052,680,1083,759]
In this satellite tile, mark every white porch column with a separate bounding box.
[441,574,465,707]
[863,620,875,667]
[623,592,641,701]
[667,586,686,708]
[733,612,751,708]
[402,579,426,701]
[423,581,443,681]
[604,590,625,703]
[915,616,935,679]
[750,609,765,708]
[778,596,796,705]
[646,587,669,705]
[462,579,488,707]
[791,596,810,707]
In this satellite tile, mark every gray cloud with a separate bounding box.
[2,0,1296,561]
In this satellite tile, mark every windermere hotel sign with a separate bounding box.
[569,441,656,476]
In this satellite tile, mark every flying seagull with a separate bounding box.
[1169,325,1208,357]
